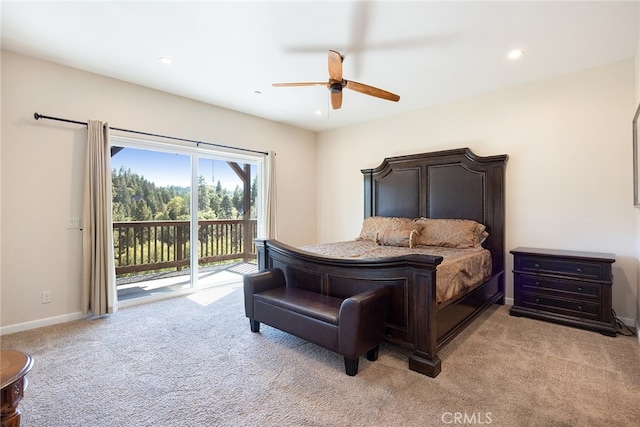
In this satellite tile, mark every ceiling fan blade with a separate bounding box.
[344,80,400,102]
[331,91,343,110]
[328,50,343,82]
[272,82,328,87]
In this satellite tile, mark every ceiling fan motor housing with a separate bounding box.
[329,82,343,93]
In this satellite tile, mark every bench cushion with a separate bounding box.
[253,287,342,325]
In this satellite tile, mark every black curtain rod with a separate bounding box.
[33,112,269,156]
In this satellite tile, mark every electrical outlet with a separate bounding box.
[42,290,52,304]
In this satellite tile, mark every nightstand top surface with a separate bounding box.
[510,247,615,262]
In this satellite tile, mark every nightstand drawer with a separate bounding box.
[521,292,601,321]
[516,256,607,280]
[517,274,601,300]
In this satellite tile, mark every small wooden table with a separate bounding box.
[1,350,33,427]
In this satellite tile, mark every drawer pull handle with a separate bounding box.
[577,287,583,291]
[535,281,540,286]
[578,305,583,310]
[536,298,540,303]
[534,263,540,268]
[576,268,583,273]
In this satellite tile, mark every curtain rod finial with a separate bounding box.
[34,112,41,120]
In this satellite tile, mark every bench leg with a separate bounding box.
[344,357,359,376]
[249,319,260,332]
[366,345,380,361]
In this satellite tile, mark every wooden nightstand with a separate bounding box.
[509,247,616,336]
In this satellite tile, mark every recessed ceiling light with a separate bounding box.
[158,56,173,65]
[508,49,523,60]
[314,109,322,116]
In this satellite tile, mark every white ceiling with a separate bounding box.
[2,1,639,132]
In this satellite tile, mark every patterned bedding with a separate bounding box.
[300,240,492,305]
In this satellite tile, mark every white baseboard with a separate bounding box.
[617,315,636,328]
[504,297,514,306]
[0,312,87,336]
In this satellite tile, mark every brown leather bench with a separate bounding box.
[243,268,390,376]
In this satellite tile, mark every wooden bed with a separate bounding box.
[254,147,508,377]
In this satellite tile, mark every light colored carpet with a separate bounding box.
[2,283,639,427]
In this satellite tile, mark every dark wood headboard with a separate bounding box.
[361,148,508,273]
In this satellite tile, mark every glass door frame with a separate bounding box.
[110,135,265,305]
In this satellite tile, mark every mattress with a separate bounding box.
[300,240,492,305]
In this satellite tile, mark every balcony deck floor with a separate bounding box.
[117,262,258,301]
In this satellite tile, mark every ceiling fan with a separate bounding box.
[272,50,400,110]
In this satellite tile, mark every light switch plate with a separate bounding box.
[66,217,81,229]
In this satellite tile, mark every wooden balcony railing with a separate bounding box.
[113,219,257,276]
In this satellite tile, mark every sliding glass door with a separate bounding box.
[196,157,258,288]
[111,144,193,300]
[110,136,262,302]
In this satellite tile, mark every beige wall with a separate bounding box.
[0,50,317,332]
[317,60,638,323]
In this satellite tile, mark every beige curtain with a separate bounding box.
[264,151,277,239]
[82,120,117,316]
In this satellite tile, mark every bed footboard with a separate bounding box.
[255,238,445,377]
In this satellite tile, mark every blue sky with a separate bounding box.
[111,147,248,189]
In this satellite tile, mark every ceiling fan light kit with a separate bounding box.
[273,50,400,110]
